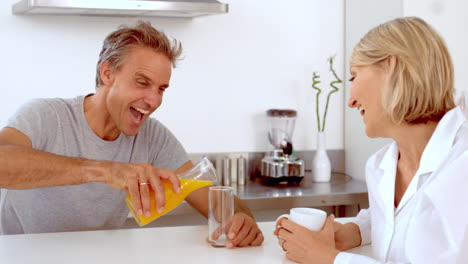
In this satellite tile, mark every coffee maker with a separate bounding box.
[260,109,305,184]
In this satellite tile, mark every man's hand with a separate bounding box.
[105,162,180,217]
[226,212,264,248]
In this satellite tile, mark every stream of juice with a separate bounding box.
[126,179,213,226]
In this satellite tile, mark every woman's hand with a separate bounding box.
[274,215,340,264]
[334,221,362,251]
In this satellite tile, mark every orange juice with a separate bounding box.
[126,179,213,226]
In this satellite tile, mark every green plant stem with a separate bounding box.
[321,56,342,132]
[311,72,322,132]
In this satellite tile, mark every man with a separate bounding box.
[0,21,263,248]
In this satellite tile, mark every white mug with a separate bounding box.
[276,208,326,231]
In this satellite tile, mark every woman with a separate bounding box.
[275,16,468,263]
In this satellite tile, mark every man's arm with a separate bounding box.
[0,127,180,217]
[0,127,104,189]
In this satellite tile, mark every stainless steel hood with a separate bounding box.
[12,0,229,18]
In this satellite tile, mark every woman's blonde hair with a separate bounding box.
[350,16,455,124]
[95,21,182,88]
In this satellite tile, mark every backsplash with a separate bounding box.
[189,149,345,186]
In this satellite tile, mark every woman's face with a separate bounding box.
[348,63,393,138]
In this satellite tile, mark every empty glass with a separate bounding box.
[208,186,234,247]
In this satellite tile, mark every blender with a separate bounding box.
[260,109,305,184]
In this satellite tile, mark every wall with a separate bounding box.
[344,0,402,180]
[403,0,468,101]
[0,0,344,154]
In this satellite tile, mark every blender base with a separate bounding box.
[257,175,304,185]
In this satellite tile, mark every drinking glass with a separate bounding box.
[208,186,234,247]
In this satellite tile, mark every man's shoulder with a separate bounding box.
[9,96,81,124]
[21,96,83,113]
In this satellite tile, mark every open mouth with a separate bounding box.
[129,106,149,122]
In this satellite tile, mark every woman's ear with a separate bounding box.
[385,55,398,76]
[99,61,115,86]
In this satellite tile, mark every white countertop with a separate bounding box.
[0,218,371,263]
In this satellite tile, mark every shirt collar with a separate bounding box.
[372,107,465,213]
[378,141,398,174]
[376,142,398,214]
[376,107,465,176]
[417,107,466,175]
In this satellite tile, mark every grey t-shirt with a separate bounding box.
[0,95,189,234]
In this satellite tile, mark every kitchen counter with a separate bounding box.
[237,172,368,211]
[0,219,372,264]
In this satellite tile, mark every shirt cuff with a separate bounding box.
[334,252,354,264]
[352,218,371,246]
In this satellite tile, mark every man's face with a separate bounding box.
[105,47,172,136]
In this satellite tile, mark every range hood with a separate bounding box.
[12,0,229,18]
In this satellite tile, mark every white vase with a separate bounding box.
[312,132,331,182]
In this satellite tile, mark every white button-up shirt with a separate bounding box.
[335,107,468,263]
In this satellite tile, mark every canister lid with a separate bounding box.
[266,109,297,117]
